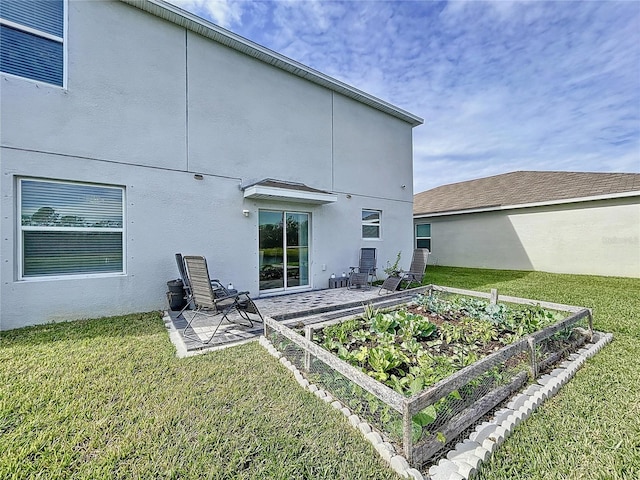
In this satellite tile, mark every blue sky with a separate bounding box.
[170,0,640,193]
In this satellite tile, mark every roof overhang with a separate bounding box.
[414,190,640,218]
[243,180,338,205]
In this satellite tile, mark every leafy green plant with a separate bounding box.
[413,404,437,429]
[386,418,423,444]
[439,322,465,344]
[351,329,371,343]
[360,303,380,323]
[384,251,403,277]
[323,318,362,344]
[388,367,428,396]
[369,312,399,335]
[401,337,423,356]
[413,292,452,316]
[396,311,437,340]
[352,346,370,365]
[367,345,409,381]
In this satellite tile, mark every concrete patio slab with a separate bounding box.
[165,285,424,356]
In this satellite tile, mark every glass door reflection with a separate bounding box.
[259,210,309,292]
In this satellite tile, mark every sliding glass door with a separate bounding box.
[259,210,309,292]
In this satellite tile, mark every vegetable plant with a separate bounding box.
[314,293,573,399]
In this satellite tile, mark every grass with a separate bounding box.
[425,267,640,480]
[1,266,639,479]
[0,314,397,479]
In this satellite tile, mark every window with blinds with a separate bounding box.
[19,179,125,278]
[0,0,64,86]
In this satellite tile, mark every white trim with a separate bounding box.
[17,177,126,280]
[244,185,337,204]
[258,209,312,293]
[414,190,640,219]
[63,0,68,90]
[0,18,63,43]
[18,272,127,283]
[362,208,382,239]
[21,226,124,233]
[0,70,64,89]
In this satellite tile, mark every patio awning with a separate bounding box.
[242,179,338,205]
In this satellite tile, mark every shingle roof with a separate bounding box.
[242,178,337,204]
[119,0,423,127]
[244,178,332,195]
[414,171,640,216]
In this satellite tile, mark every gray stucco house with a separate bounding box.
[0,0,423,330]
[413,171,640,278]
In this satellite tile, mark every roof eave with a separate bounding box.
[119,0,424,127]
[243,184,338,205]
[414,190,640,218]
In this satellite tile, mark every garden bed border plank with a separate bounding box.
[410,370,529,464]
[405,338,529,416]
[427,284,588,314]
[265,316,406,412]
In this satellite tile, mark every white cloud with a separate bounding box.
[170,0,243,28]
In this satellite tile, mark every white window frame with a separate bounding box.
[0,0,67,88]
[415,223,431,251]
[362,209,382,239]
[17,177,126,281]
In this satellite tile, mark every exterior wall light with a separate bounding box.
[194,174,204,180]
[242,209,250,217]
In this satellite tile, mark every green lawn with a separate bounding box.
[425,267,640,480]
[0,315,397,479]
[1,267,638,479]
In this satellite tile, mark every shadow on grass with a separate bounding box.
[0,311,166,348]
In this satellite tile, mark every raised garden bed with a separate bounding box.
[263,285,593,468]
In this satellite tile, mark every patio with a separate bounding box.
[165,286,422,356]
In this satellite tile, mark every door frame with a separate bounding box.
[258,208,311,294]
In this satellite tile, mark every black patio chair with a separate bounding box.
[178,251,249,296]
[175,253,228,315]
[348,247,377,290]
[400,248,430,289]
[378,248,430,294]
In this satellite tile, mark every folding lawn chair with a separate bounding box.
[378,249,429,294]
[348,247,377,290]
[399,248,429,289]
[182,255,258,344]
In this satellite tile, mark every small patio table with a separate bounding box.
[328,276,348,288]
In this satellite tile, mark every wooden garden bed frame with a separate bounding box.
[263,285,593,467]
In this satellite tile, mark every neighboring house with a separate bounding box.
[413,171,640,278]
[0,0,423,330]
